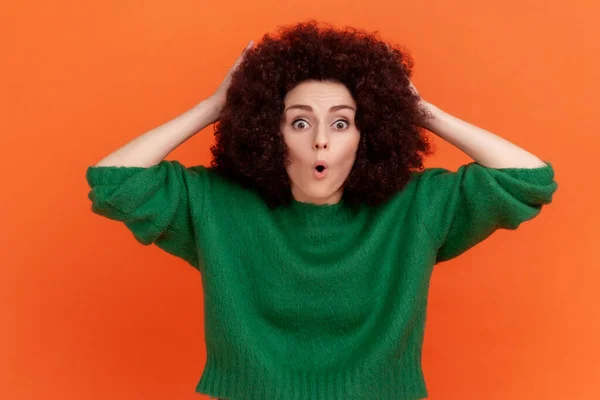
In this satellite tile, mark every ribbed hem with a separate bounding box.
[195,343,428,400]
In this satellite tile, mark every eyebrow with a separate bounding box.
[284,104,356,112]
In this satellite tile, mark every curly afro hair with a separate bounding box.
[210,20,434,210]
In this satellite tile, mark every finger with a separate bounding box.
[239,40,253,58]
[225,41,254,77]
[232,40,254,68]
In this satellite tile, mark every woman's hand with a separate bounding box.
[408,79,436,128]
[408,79,421,99]
[207,40,254,119]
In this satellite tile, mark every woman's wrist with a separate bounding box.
[195,97,223,125]
[417,101,439,130]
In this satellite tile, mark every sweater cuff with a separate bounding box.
[483,160,555,182]
[86,165,149,186]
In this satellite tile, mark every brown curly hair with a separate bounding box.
[210,20,434,209]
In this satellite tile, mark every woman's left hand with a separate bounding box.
[408,79,420,98]
[408,79,435,127]
[408,79,428,106]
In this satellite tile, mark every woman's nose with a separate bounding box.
[314,141,328,150]
[313,126,328,150]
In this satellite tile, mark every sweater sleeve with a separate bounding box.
[85,160,208,269]
[416,161,558,264]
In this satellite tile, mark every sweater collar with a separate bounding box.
[283,197,355,225]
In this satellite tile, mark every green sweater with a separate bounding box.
[86,160,557,400]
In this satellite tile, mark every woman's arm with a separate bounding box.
[93,99,221,168]
[94,40,254,168]
[409,81,547,169]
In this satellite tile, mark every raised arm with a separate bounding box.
[86,41,254,269]
[408,80,547,169]
[94,40,254,168]
[93,99,220,168]
[407,80,557,264]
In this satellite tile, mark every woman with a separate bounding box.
[86,20,557,400]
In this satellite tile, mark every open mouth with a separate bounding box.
[313,162,328,179]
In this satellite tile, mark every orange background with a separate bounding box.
[2,1,598,399]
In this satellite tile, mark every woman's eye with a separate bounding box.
[334,119,350,129]
[292,119,309,129]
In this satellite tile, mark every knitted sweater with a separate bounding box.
[86,160,557,400]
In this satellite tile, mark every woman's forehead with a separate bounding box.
[284,80,355,107]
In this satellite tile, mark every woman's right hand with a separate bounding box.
[208,40,254,119]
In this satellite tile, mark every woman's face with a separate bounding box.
[280,80,361,205]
